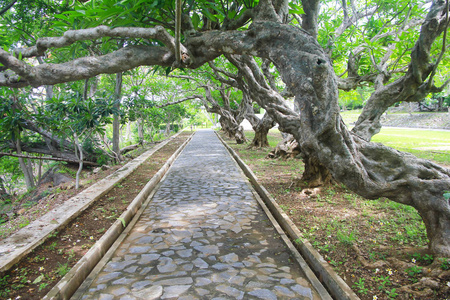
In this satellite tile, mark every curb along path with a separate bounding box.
[76,129,329,299]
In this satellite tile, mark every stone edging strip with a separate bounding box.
[0,131,188,273]
[216,132,360,300]
[43,131,194,300]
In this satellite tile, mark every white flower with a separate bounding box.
[412,258,416,263]
[447,281,450,287]
[375,268,379,273]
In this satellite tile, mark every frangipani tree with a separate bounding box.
[0,0,449,256]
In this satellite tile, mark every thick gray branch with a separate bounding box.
[353,1,450,140]
[1,46,174,87]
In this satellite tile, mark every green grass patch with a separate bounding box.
[340,110,362,125]
[371,128,450,165]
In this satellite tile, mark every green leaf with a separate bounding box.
[192,13,200,30]
[444,192,450,200]
[288,3,304,15]
[117,217,126,227]
[33,274,44,284]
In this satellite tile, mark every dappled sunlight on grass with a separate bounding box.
[371,128,450,165]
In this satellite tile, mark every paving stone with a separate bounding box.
[280,278,296,285]
[219,253,239,263]
[275,285,296,297]
[248,289,277,300]
[195,277,212,286]
[245,281,266,289]
[177,249,193,257]
[124,266,138,273]
[216,284,244,299]
[193,245,219,255]
[192,257,208,268]
[129,246,152,254]
[111,287,129,296]
[154,277,193,286]
[157,257,177,273]
[119,295,136,300]
[291,284,313,299]
[96,272,121,284]
[105,260,137,271]
[178,295,198,300]
[138,254,160,264]
[131,280,152,290]
[161,250,175,256]
[112,277,136,285]
[228,275,246,286]
[132,285,163,299]
[161,285,191,299]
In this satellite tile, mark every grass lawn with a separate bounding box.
[372,128,450,166]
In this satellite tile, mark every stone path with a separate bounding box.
[78,130,326,300]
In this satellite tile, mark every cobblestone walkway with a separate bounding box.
[79,130,325,300]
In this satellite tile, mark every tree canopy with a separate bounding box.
[0,0,450,256]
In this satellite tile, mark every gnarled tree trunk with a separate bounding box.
[219,114,246,144]
[186,17,450,255]
[248,112,275,148]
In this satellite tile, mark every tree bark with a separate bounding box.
[113,72,122,161]
[302,155,333,188]
[200,85,247,144]
[0,152,99,166]
[74,133,83,190]
[14,135,35,190]
[248,112,275,148]
[137,119,144,142]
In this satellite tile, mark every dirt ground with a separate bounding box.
[221,131,450,300]
[0,131,192,300]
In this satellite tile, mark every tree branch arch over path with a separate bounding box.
[0,0,449,256]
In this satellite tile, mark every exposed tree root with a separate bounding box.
[397,277,441,298]
[351,244,388,269]
[266,134,301,159]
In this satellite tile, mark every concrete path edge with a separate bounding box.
[216,132,360,300]
[43,132,194,300]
